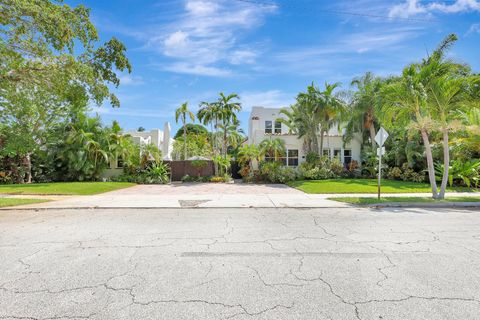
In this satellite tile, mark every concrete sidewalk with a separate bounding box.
[2,182,479,209]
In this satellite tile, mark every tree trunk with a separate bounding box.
[25,153,32,184]
[213,118,219,176]
[183,118,187,161]
[223,126,227,158]
[369,125,377,148]
[319,130,325,156]
[438,128,450,200]
[420,129,439,199]
[310,134,319,154]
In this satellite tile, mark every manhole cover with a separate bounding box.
[179,200,211,207]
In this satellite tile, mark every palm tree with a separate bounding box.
[379,34,465,199]
[428,74,478,198]
[259,138,286,162]
[315,82,347,156]
[237,144,262,167]
[347,72,382,148]
[216,93,242,158]
[175,102,195,160]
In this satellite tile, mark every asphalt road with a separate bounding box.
[1,207,479,319]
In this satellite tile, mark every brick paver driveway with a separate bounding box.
[108,182,304,195]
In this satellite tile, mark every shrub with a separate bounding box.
[259,161,296,183]
[330,157,345,176]
[399,163,425,183]
[387,167,402,180]
[115,162,170,184]
[210,174,232,183]
[306,152,319,164]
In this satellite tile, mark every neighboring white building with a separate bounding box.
[126,122,174,161]
[248,106,362,166]
[103,122,174,178]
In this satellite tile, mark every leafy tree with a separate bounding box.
[0,0,131,182]
[173,123,208,139]
[175,102,195,161]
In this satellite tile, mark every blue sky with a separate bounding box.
[72,0,480,134]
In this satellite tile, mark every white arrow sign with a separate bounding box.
[375,127,389,147]
[377,147,385,157]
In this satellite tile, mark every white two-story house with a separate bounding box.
[248,106,362,166]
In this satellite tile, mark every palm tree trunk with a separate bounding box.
[369,125,377,148]
[223,125,227,158]
[183,116,187,160]
[438,128,450,199]
[319,130,325,156]
[420,129,439,199]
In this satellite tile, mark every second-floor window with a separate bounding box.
[265,121,272,134]
[274,121,282,134]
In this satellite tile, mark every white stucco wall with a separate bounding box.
[248,106,362,165]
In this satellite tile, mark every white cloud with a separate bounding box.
[271,26,423,74]
[389,0,480,18]
[119,75,144,86]
[239,90,295,111]
[229,50,258,65]
[162,63,232,77]
[467,23,480,35]
[146,0,276,76]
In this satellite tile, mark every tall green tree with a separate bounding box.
[175,102,195,160]
[216,93,242,158]
[379,34,475,199]
[316,82,347,156]
[0,0,131,182]
[346,72,382,148]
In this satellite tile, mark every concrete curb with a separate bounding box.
[0,206,348,211]
[362,202,480,209]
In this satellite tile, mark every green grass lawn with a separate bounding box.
[0,198,50,208]
[0,182,135,195]
[330,196,480,205]
[287,179,477,194]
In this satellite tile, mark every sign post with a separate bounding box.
[375,127,389,200]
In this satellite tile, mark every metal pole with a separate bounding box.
[378,150,381,200]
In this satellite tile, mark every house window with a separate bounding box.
[323,149,330,158]
[117,156,124,168]
[265,121,272,134]
[274,121,282,134]
[344,149,352,165]
[287,149,299,166]
[264,154,274,162]
[333,149,341,159]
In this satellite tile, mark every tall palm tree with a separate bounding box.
[347,72,382,148]
[428,74,478,198]
[315,82,347,156]
[216,93,242,158]
[175,102,195,160]
[379,34,466,199]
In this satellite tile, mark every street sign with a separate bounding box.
[375,127,389,147]
[376,147,385,157]
[375,127,389,200]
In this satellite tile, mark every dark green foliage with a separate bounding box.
[174,124,208,139]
